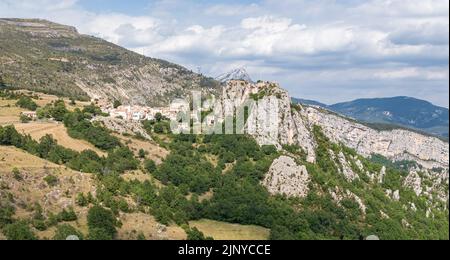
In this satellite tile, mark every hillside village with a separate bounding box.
[18,97,189,124]
[102,100,187,122]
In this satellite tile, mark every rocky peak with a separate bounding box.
[216,68,254,83]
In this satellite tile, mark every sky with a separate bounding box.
[0,0,449,107]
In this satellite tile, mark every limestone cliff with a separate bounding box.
[219,80,449,202]
[304,106,449,171]
[220,80,448,171]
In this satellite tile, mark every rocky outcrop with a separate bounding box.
[404,171,423,196]
[216,80,449,216]
[386,189,401,201]
[219,80,448,208]
[218,80,316,163]
[262,156,310,198]
[337,151,359,181]
[379,166,386,184]
[330,187,367,215]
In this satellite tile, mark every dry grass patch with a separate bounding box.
[115,134,169,164]
[0,101,23,125]
[122,170,165,189]
[1,90,92,128]
[0,99,17,107]
[0,146,96,227]
[13,122,106,156]
[0,146,59,169]
[205,154,219,167]
[198,190,214,202]
[222,163,235,174]
[122,170,152,183]
[189,219,270,241]
[118,213,186,240]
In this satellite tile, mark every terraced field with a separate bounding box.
[14,122,106,156]
[0,99,23,125]
[189,219,270,240]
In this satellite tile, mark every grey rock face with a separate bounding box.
[304,107,449,171]
[262,156,310,198]
[219,80,449,175]
[404,171,423,196]
[216,68,254,83]
[330,187,367,215]
[337,151,359,181]
[219,80,317,163]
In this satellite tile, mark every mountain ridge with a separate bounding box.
[293,96,449,138]
[0,18,220,106]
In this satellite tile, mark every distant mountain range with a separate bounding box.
[293,96,449,138]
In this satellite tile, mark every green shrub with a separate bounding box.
[16,96,38,111]
[88,227,114,240]
[12,168,23,181]
[44,174,58,187]
[186,227,213,240]
[76,193,89,207]
[3,221,37,240]
[138,149,147,159]
[144,159,157,173]
[113,100,122,109]
[87,206,117,240]
[53,224,84,240]
[58,208,78,222]
[19,114,32,123]
[137,232,146,240]
[0,201,15,228]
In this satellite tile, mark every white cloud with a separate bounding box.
[354,0,449,17]
[205,3,260,16]
[373,67,449,80]
[241,16,293,31]
[1,0,78,11]
[0,0,448,106]
[81,14,161,47]
[142,16,353,58]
